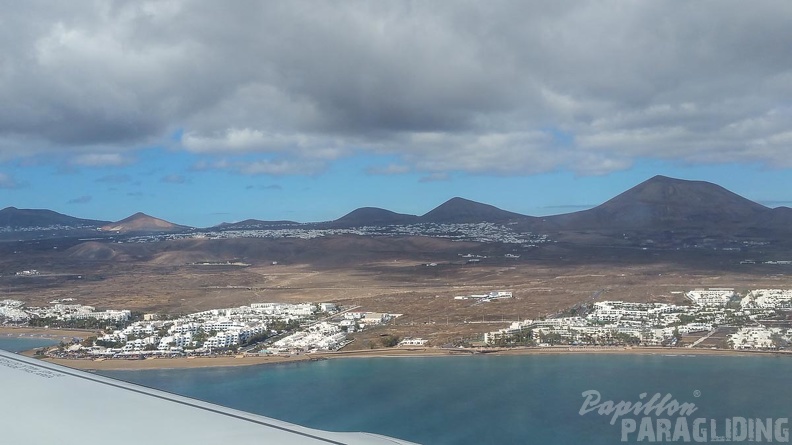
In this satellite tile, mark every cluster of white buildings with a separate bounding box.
[740,289,792,309]
[90,302,330,355]
[685,288,736,306]
[484,298,720,346]
[200,228,351,241]
[0,224,97,233]
[0,299,28,322]
[484,288,792,351]
[722,289,792,350]
[121,222,551,246]
[15,269,39,276]
[376,222,547,244]
[30,303,131,322]
[340,311,396,331]
[272,322,348,352]
[81,302,401,356]
[398,337,428,346]
[0,300,131,324]
[729,327,782,349]
[454,291,513,302]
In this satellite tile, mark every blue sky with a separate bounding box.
[1,2,791,226]
[4,148,791,227]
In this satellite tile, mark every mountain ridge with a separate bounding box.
[0,206,108,228]
[331,207,420,227]
[4,175,792,235]
[419,197,526,223]
[100,212,188,233]
[542,175,771,231]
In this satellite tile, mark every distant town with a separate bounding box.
[483,288,792,351]
[113,221,551,246]
[0,298,408,358]
[4,287,792,360]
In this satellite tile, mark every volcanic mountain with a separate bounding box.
[0,206,108,228]
[214,219,300,230]
[544,175,770,231]
[100,212,188,233]
[331,207,420,227]
[751,206,792,233]
[420,197,526,223]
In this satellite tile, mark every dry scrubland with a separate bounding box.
[2,235,791,347]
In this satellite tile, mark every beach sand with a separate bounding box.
[36,345,792,371]
[5,327,788,371]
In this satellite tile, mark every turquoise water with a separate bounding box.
[101,354,792,444]
[0,336,57,352]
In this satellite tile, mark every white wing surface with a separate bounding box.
[0,349,418,445]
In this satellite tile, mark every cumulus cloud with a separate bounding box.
[366,164,411,175]
[240,159,324,176]
[0,2,791,175]
[71,153,133,167]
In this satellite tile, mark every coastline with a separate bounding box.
[0,326,94,342]
[34,344,792,372]
[5,326,789,371]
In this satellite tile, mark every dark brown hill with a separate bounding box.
[331,207,419,227]
[542,175,768,232]
[751,206,792,233]
[214,219,300,230]
[100,212,188,233]
[62,234,479,266]
[0,207,108,228]
[420,197,526,223]
[66,241,122,261]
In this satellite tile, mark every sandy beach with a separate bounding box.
[37,347,464,370]
[4,326,789,371]
[34,344,792,371]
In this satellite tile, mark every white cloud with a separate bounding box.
[0,2,791,176]
[240,159,324,176]
[71,153,133,167]
[191,157,323,176]
[366,164,411,175]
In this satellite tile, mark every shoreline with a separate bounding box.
[0,326,94,342]
[5,326,789,371]
[34,345,792,371]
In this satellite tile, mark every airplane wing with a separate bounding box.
[0,349,418,445]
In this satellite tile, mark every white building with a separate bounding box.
[399,338,428,346]
[686,289,735,306]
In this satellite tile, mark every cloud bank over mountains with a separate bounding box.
[2,1,791,176]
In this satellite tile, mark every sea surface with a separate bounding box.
[0,336,57,352]
[100,354,792,444]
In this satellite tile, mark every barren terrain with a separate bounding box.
[2,234,791,346]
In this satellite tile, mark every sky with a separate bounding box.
[1,1,792,227]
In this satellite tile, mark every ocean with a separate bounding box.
[1,337,787,444]
[99,354,792,444]
[0,336,57,352]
